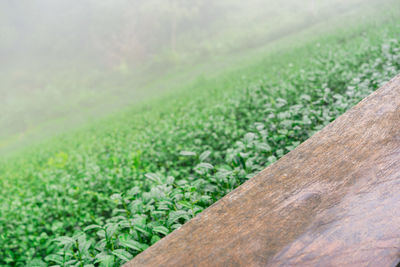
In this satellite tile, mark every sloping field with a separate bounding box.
[0,0,399,266]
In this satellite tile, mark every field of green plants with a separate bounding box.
[1,3,400,267]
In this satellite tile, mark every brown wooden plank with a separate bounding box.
[124,74,400,267]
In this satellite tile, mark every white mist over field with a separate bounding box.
[0,0,382,153]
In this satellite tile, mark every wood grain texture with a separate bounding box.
[124,74,400,267]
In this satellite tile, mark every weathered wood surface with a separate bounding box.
[125,75,400,267]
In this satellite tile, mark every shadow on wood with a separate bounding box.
[124,74,400,267]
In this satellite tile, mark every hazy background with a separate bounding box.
[0,0,383,154]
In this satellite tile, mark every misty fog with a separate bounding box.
[0,0,382,154]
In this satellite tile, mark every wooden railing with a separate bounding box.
[124,74,400,267]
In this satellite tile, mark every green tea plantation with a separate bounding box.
[1,4,400,267]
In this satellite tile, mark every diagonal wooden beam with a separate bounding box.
[125,74,400,267]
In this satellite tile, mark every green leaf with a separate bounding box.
[256,142,272,152]
[95,238,107,251]
[97,230,106,238]
[95,254,114,267]
[267,155,277,163]
[53,236,75,245]
[166,176,175,185]
[168,210,190,226]
[78,237,92,255]
[110,193,122,200]
[196,162,214,169]
[151,235,161,245]
[300,94,311,101]
[199,150,211,161]
[126,187,140,197]
[45,255,63,264]
[112,249,133,262]
[105,223,118,238]
[65,260,77,265]
[134,224,150,236]
[83,224,102,232]
[27,259,47,267]
[145,173,162,184]
[178,200,192,209]
[119,237,148,252]
[152,226,169,236]
[244,132,256,143]
[179,151,196,156]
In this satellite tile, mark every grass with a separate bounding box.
[1,1,400,266]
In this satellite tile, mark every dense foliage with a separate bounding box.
[0,15,399,267]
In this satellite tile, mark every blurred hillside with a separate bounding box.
[0,0,386,154]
